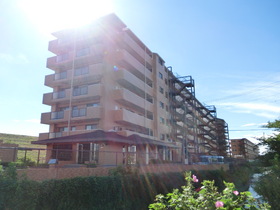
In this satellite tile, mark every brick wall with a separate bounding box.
[17,163,229,181]
[0,141,18,162]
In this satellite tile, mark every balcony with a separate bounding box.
[46,44,104,71]
[48,39,74,54]
[120,32,152,68]
[116,49,152,80]
[41,106,102,125]
[44,63,103,88]
[113,89,153,114]
[43,84,102,105]
[113,109,153,129]
[114,69,153,98]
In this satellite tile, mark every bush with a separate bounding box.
[149,172,270,210]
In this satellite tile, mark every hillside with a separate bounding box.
[0,133,41,148]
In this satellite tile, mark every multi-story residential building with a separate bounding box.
[33,14,229,165]
[230,138,259,160]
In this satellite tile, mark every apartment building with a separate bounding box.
[33,14,229,165]
[230,138,259,160]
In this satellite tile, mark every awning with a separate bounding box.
[32,130,179,148]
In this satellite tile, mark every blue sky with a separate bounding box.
[0,0,279,149]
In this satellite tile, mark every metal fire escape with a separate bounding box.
[168,68,226,164]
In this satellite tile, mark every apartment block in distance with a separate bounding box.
[33,14,229,166]
[230,138,259,160]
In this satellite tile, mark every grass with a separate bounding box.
[0,133,47,164]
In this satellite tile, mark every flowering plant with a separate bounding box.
[149,172,270,209]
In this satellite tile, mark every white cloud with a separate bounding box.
[218,102,280,119]
[0,53,29,64]
[242,123,257,127]
[242,122,268,127]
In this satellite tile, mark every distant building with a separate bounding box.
[32,14,229,165]
[230,138,259,160]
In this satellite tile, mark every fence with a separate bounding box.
[0,146,178,167]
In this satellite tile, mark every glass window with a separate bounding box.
[53,90,65,99]
[54,71,67,80]
[160,117,165,124]
[85,124,97,130]
[74,66,89,76]
[71,126,76,131]
[159,72,163,79]
[72,108,86,117]
[51,111,64,120]
[51,144,72,161]
[160,134,165,140]
[146,112,153,120]
[56,53,69,62]
[159,86,164,94]
[76,47,90,57]
[73,86,88,96]
[59,127,68,132]
[87,103,100,107]
[159,101,164,109]
[146,95,153,104]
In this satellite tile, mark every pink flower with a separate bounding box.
[233,190,239,195]
[215,201,224,208]
[192,174,199,182]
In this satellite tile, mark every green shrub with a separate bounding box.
[149,172,270,210]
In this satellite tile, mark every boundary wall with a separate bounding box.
[17,164,229,181]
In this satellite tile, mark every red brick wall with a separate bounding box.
[17,164,229,181]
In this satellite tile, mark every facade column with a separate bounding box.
[145,144,149,165]
[89,143,93,162]
[75,143,79,164]
[155,146,158,159]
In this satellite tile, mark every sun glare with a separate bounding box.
[18,0,114,35]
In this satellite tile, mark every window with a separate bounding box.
[165,105,169,112]
[85,124,97,130]
[76,47,90,57]
[159,72,163,79]
[59,127,68,132]
[73,86,88,96]
[160,134,165,140]
[74,66,89,76]
[56,53,69,62]
[54,71,67,80]
[159,86,164,94]
[60,106,69,111]
[71,126,76,131]
[51,144,72,161]
[160,117,165,124]
[165,91,168,98]
[146,79,153,87]
[87,103,100,107]
[53,90,65,99]
[51,111,64,120]
[146,95,153,104]
[72,107,86,117]
[165,78,168,85]
[159,101,164,109]
[146,112,153,120]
